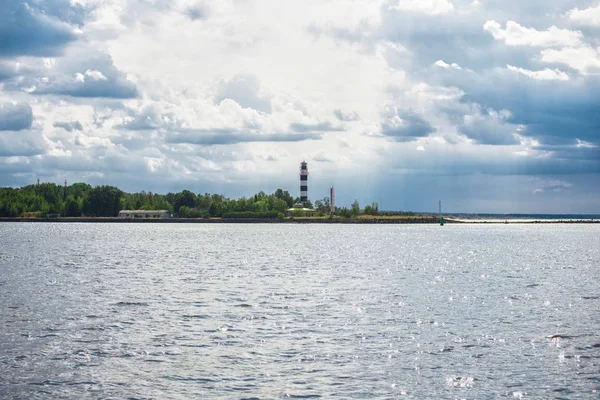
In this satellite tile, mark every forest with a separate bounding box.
[0,182,377,218]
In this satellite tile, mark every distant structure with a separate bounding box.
[286,161,315,217]
[330,186,335,217]
[300,161,308,205]
[118,210,171,219]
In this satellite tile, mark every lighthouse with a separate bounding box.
[300,161,308,205]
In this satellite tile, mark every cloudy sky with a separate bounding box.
[1,0,599,213]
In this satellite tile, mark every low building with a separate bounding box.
[285,207,316,217]
[118,210,171,219]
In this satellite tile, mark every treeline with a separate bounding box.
[0,182,307,218]
[0,182,394,219]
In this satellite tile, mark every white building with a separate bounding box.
[118,210,171,219]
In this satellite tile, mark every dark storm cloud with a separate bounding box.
[380,109,435,141]
[167,128,322,145]
[335,1,600,153]
[53,121,83,132]
[289,121,344,132]
[0,0,80,57]
[215,74,272,113]
[456,72,600,146]
[0,102,33,131]
[456,109,520,145]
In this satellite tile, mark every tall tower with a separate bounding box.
[330,186,335,217]
[300,161,308,204]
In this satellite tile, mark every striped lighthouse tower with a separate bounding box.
[300,161,309,205]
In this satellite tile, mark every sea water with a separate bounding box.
[0,223,598,399]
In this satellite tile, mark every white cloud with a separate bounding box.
[507,65,569,80]
[84,69,108,81]
[540,47,600,75]
[0,0,599,212]
[435,60,462,70]
[483,21,583,47]
[568,2,600,26]
[389,0,454,15]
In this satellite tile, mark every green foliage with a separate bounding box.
[222,211,284,219]
[351,200,360,216]
[274,188,294,208]
[179,206,209,218]
[314,196,331,215]
[0,183,301,220]
[364,202,379,215]
[82,185,124,217]
[173,190,197,214]
[63,195,80,217]
[291,209,307,218]
[337,207,352,218]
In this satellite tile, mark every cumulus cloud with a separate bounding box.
[0,130,46,157]
[388,0,455,15]
[568,3,600,26]
[289,121,343,132]
[0,61,19,81]
[435,60,462,70]
[119,104,180,131]
[53,121,83,132]
[31,49,139,98]
[0,102,34,131]
[380,106,436,142]
[185,3,210,21]
[458,108,520,145]
[507,65,570,80]
[333,109,360,121]
[215,74,272,114]
[540,47,600,75]
[312,151,340,163]
[0,1,80,57]
[0,0,598,212]
[167,129,321,145]
[483,21,583,47]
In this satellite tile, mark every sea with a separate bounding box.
[0,222,598,399]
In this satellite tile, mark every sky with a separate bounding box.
[0,0,599,213]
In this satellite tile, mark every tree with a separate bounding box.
[275,189,294,208]
[82,185,124,217]
[364,202,379,216]
[271,198,288,213]
[315,197,330,214]
[351,200,360,216]
[63,195,81,217]
[337,207,352,218]
[173,190,197,214]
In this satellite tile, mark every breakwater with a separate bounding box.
[0,217,597,224]
[0,217,446,224]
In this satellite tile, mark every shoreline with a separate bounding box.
[0,217,597,224]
